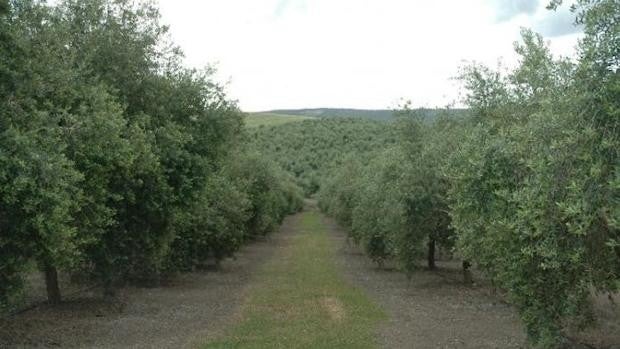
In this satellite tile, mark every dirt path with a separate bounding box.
[324,215,529,349]
[0,214,302,349]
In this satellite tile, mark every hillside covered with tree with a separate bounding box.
[249,118,398,194]
[262,108,468,121]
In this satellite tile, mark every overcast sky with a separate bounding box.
[157,0,582,112]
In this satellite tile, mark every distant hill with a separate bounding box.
[260,108,468,121]
[248,118,397,194]
[245,112,314,128]
[263,108,394,121]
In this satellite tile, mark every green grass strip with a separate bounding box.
[203,211,385,349]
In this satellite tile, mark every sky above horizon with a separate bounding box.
[157,0,583,112]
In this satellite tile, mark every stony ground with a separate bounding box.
[1,207,618,349]
[325,215,528,349]
[0,217,295,349]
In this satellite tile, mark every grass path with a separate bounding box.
[203,210,385,349]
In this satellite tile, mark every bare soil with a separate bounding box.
[324,215,528,349]
[325,215,620,349]
[1,210,617,349]
[0,214,301,349]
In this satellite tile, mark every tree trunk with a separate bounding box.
[103,278,116,299]
[44,263,62,304]
[462,260,473,284]
[214,258,222,271]
[427,238,436,270]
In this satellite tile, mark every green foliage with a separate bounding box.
[2,1,616,348]
[446,9,619,346]
[318,156,363,230]
[166,151,303,272]
[264,108,468,122]
[225,151,304,239]
[245,112,314,128]
[0,0,302,309]
[166,172,250,271]
[318,114,463,272]
[267,108,397,121]
[350,149,407,266]
[0,0,82,308]
[250,118,398,195]
[318,148,412,269]
[396,114,462,272]
[317,3,618,347]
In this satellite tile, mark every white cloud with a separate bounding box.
[157,0,582,111]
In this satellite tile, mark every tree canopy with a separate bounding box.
[0,0,302,309]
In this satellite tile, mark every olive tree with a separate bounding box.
[448,4,619,345]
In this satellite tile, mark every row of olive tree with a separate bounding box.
[0,0,303,310]
[447,0,619,343]
[318,114,462,273]
[319,1,618,347]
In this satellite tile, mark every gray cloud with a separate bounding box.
[492,0,540,22]
[533,6,583,37]
[490,0,583,37]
